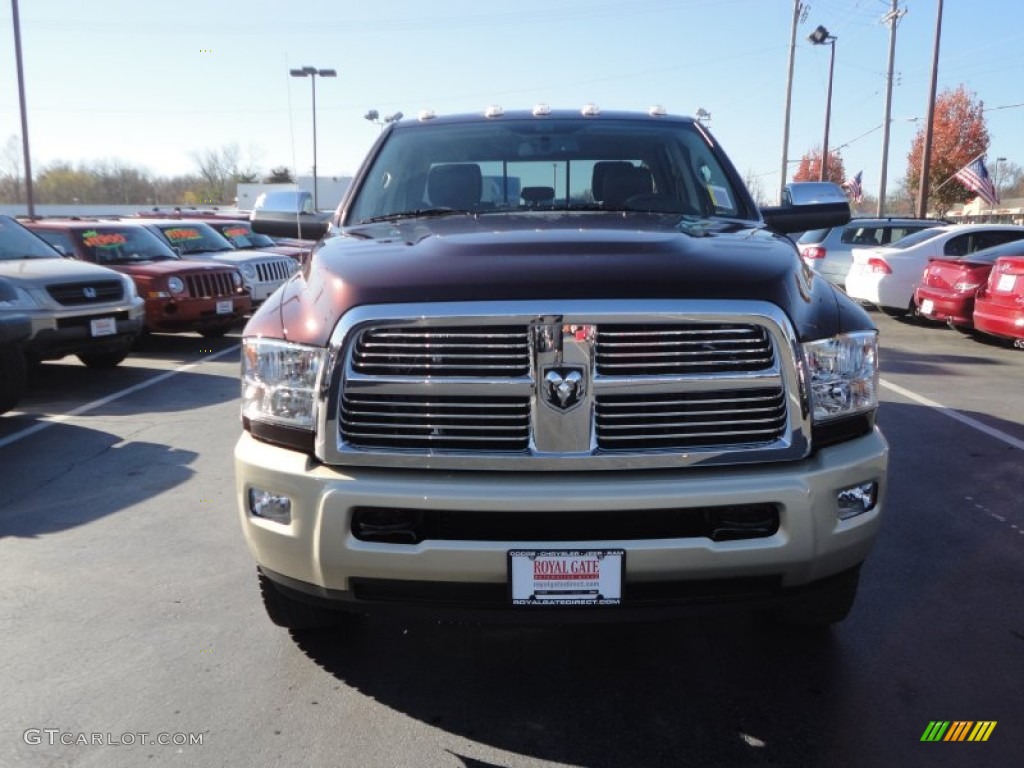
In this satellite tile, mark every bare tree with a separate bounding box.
[743,169,769,206]
[190,143,262,204]
[0,134,24,203]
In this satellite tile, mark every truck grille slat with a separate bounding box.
[353,326,530,377]
[341,394,530,451]
[597,323,773,375]
[595,388,786,450]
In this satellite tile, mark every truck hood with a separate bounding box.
[245,213,865,346]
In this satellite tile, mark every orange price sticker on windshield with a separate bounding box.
[82,230,128,247]
[224,227,248,237]
[165,228,202,241]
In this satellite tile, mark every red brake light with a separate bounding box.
[867,257,892,275]
[801,246,826,260]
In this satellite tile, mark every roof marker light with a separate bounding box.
[484,105,504,118]
[648,105,667,117]
[417,109,436,121]
[581,103,601,116]
[532,104,552,117]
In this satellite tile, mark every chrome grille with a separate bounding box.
[341,394,530,451]
[185,271,236,298]
[596,388,787,450]
[254,259,293,283]
[596,324,773,374]
[352,326,530,376]
[46,280,123,306]
[325,302,807,470]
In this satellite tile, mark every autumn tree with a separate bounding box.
[792,147,846,186]
[904,85,989,216]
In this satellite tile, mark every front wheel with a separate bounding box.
[77,349,129,369]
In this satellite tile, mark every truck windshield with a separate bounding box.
[345,117,750,225]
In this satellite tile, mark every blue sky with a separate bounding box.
[1,0,1021,201]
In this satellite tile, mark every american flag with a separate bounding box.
[843,170,863,203]
[954,157,999,206]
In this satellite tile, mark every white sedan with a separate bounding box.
[846,223,1024,316]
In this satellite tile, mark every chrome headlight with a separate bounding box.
[167,276,185,295]
[802,331,879,421]
[241,338,326,429]
[0,283,40,309]
[231,271,243,288]
[239,263,257,281]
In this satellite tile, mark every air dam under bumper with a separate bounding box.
[235,428,888,612]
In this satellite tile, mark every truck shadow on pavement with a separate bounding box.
[291,614,846,768]
[0,422,197,538]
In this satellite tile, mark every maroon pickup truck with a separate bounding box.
[235,107,887,632]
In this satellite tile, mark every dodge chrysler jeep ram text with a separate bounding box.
[235,107,888,630]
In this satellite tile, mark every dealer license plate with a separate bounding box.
[216,299,233,315]
[509,549,624,606]
[89,317,116,337]
[997,273,1016,292]
[920,299,934,315]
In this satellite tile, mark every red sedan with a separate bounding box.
[915,240,1024,329]
[973,254,1024,347]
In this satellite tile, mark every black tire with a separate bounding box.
[0,343,27,415]
[77,349,129,369]
[771,567,861,627]
[258,571,353,630]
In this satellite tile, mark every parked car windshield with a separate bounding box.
[154,223,234,254]
[210,222,277,249]
[0,216,61,260]
[345,116,753,225]
[888,228,945,250]
[73,226,178,264]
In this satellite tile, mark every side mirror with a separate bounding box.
[52,244,70,257]
[760,182,851,235]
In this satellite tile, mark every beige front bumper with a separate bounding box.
[235,428,888,595]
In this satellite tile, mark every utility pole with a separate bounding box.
[916,0,943,219]
[877,1,907,216]
[779,0,804,202]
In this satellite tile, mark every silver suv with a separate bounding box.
[0,216,144,368]
[797,217,944,288]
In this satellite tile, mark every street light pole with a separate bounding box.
[290,66,336,210]
[11,0,35,217]
[809,25,837,182]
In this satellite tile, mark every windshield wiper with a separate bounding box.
[361,208,471,224]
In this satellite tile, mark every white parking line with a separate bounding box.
[0,345,240,450]
[880,377,1024,451]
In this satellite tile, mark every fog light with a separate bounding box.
[249,488,292,524]
[837,482,878,520]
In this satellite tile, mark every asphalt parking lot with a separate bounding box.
[1,313,1022,768]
